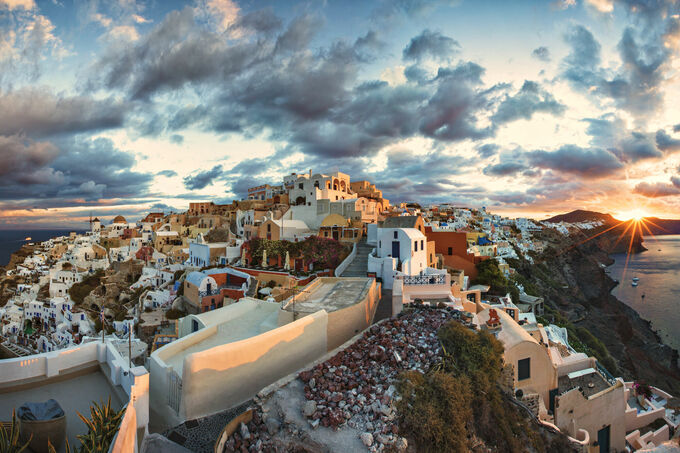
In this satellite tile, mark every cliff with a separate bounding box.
[515,227,680,395]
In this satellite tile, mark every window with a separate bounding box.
[267,224,271,232]
[393,231,398,239]
[448,247,452,255]
[299,183,304,189]
[414,241,418,252]
[518,358,530,381]
[421,240,424,250]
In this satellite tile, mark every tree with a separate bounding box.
[473,259,519,303]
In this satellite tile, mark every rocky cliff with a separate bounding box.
[516,226,680,395]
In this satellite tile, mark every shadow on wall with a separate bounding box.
[180,311,328,421]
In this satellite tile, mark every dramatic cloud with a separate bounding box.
[527,145,623,177]
[483,161,527,177]
[656,129,680,152]
[531,46,550,62]
[633,181,680,197]
[0,88,126,137]
[183,165,223,190]
[491,80,565,125]
[402,29,459,61]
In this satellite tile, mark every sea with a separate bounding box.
[608,234,680,351]
[0,229,84,267]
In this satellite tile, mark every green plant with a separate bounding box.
[0,410,32,453]
[75,398,125,453]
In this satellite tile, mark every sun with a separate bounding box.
[617,209,649,221]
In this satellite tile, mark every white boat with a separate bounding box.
[632,277,640,282]
[632,281,638,287]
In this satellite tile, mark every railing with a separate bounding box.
[596,361,618,387]
[168,369,182,414]
[403,274,446,285]
[335,241,357,277]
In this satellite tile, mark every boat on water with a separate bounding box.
[24,237,31,241]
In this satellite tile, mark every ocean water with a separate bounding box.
[0,230,83,266]
[608,234,680,351]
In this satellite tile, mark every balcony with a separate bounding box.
[403,274,446,285]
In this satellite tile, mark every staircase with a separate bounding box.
[341,239,373,277]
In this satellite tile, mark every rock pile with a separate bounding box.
[220,307,463,452]
[296,308,460,451]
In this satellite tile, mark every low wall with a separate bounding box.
[326,280,380,351]
[334,242,357,277]
[109,403,137,453]
[180,310,328,421]
[0,341,100,386]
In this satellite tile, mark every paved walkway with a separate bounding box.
[373,289,393,323]
[340,240,372,277]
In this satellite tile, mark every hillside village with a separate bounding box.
[1,169,678,453]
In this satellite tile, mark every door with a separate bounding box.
[192,319,199,332]
[549,388,558,414]
[332,230,339,240]
[597,425,610,453]
[392,241,400,259]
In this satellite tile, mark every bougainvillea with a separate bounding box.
[245,236,349,270]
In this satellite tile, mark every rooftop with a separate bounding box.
[283,277,373,314]
[162,300,281,377]
[558,368,611,398]
[0,366,125,451]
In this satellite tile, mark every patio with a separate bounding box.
[0,366,125,452]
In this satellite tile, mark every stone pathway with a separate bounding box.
[163,400,253,452]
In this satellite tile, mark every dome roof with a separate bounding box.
[112,215,127,224]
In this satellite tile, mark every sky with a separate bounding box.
[1,0,680,228]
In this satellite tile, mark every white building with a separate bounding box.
[367,226,428,289]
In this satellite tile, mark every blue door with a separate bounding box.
[597,425,610,453]
[392,241,400,259]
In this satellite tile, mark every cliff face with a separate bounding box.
[518,228,680,394]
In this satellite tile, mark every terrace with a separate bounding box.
[558,367,611,398]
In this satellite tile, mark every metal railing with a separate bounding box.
[403,274,446,285]
[596,361,618,387]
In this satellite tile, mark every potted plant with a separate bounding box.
[633,381,652,407]
[1,410,32,453]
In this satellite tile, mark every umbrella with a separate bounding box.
[284,251,290,270]
[241,248,246,266]
[262,249,267,267]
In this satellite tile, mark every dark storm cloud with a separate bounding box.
[402,29,459,61]
[229,8,282,34]
[183,165,223,190]
[633,181,680,197]
[0,88,126,137]
[0,136,153,202]
[274,14,322,53]
[490,80,565,125]
[615,132,662,162]
[527,145,623,177]
[531,46,550,62]
[656,129,680,152]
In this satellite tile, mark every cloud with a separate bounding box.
[656,129,680,152]
[491,80,565,125]
[183,165,223,190]
[402,29,459,61]
[483,161,527,177]
[531,46,550,62]
[0,0,34,10]
[476,143,499,158]
[0,88,126,137]
[633,181,680,197]
[169,134,184,144]
[156,170,177,177]
[0,136,152,203]
[527,145,623,177]
[149,202,177,212]
[585,0,614,13]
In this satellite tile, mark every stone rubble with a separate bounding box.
[220,307,463,452]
